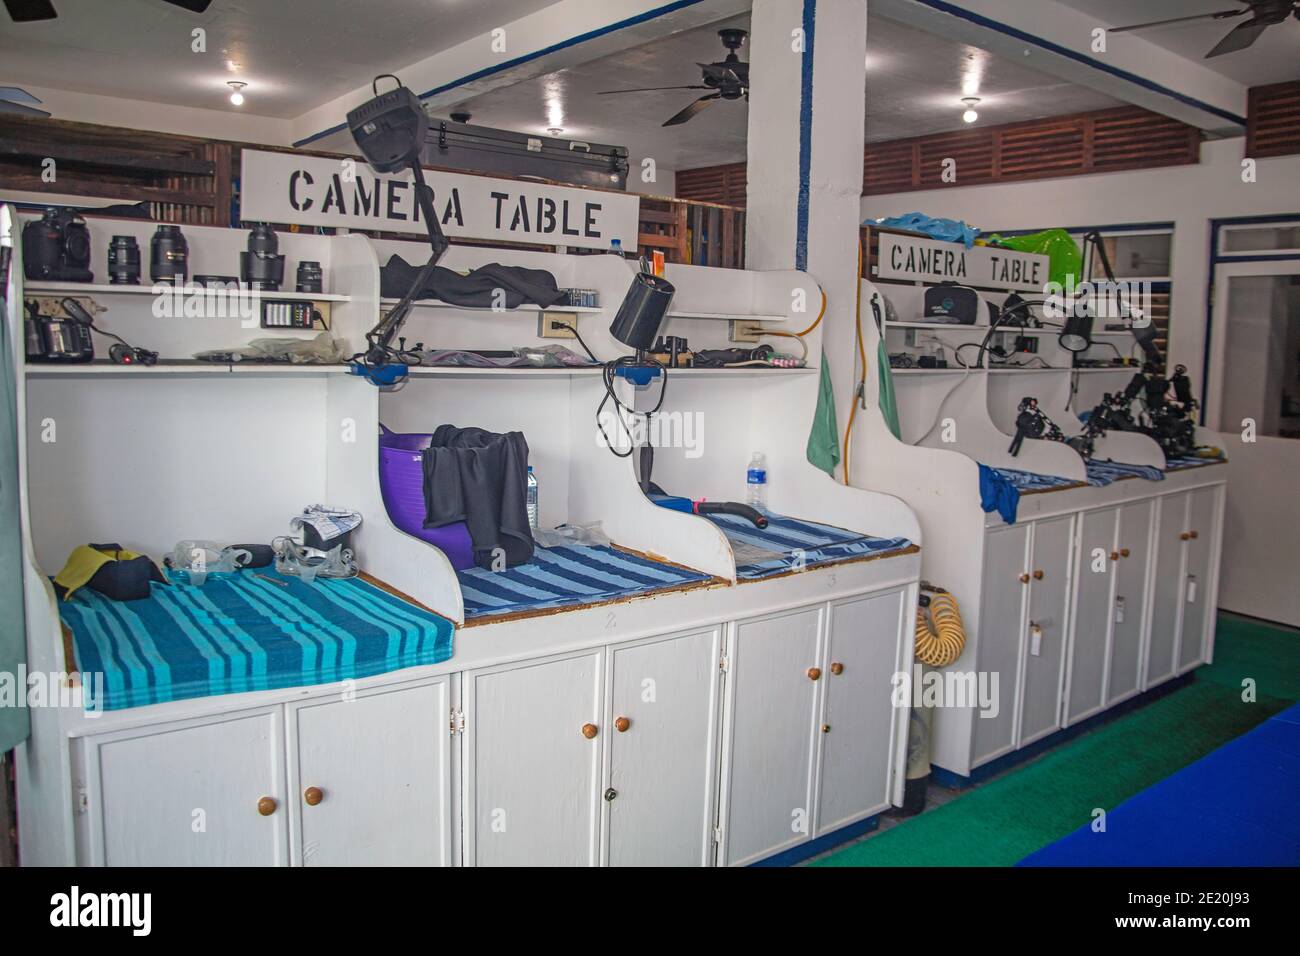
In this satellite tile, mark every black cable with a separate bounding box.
[555,322,600,364]
[596,356,669,458]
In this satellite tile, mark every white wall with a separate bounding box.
[861,138,1300,381]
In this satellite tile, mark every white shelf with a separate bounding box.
[886,321,991,331]
[380,298,602,314]
[26,282,351,303]
[402,366,603,379]
[987,366,1066,374]
[666,311,788,323]
[889,367,969,376]
[25,362,350,378]
[1070,366,1142,374]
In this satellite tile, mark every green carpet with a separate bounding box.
[812,613,1297,867]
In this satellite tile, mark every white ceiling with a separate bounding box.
[447,13,1126,169]
[0,0,558,118]
[1056,0,1300,86]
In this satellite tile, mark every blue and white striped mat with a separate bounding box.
[457,544,713,619]
[703,511,913,580]
[62,569,454,711]
[1166,453,1226,471]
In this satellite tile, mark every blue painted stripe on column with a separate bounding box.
[908,0,1245,128]
[795,0,817,271]
[294,0,710,148]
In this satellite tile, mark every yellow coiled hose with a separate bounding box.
[914,587,966,667]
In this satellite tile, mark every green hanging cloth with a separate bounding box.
[877,339,901,439]
[1,229,31,752]
[806,351,841,475]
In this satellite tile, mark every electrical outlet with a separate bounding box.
[729,319,765,344]
[27,294,101,320]
[538,311,577,339]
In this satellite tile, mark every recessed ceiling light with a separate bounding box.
[961,97,980,123]
[547,127,564,136]
[228,81,246,106]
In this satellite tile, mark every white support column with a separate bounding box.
[745,0,868,479]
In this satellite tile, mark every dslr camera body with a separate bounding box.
[22,207,94,282]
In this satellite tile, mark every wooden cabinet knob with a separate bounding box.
[1180,532,1191,541]
[830,662,844,675]
[807,667,821,681]
[1019,573,1030,584]
[1110,551,1119,561]
[1189,530,1199,539]
[1033,570,1044,580]
[257,796,277,817]
[581,723,598,739]
[614,716,630,733]
[303,787,323,806]
[822,724,831,734]
[1120,548,1130,558]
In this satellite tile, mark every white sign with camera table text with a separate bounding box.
[874,233,1049,292]
[239,149,639,252]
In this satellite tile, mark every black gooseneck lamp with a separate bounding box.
[346,75,449,369]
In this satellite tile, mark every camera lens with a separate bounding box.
[240,223,285,291]
[296,260,323,294]
[150,225,189,283]
[108,235,141,285]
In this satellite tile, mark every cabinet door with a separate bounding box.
[1018,516,1073,746]
[722,605,822,866]
[1147,492,1189,688]
[1178,487,1219,671]
[972,524,1030,765]
[605,629,721,867]
[816,590,907,836]
[1107,500,1153,705]
[1066,508,1118,724]
[464,650,604,866]
[290,678,451,866]
[88,708,287,866]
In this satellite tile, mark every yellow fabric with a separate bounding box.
[53,545,149,601]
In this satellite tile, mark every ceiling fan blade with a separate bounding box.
[1206,17,1270,56]
[1109,8,1245,34]
[0,86,42,106]
[663,93,721,128]
[0,100,52,118]
[597,85,711,95]
[161,0,213,11]
[2,0,58,22]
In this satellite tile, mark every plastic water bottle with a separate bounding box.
[746,453,767,510]
[527,466,539,529]
[609,238,623,258]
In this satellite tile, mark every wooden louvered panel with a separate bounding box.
[675,161,747,207]
[917,130,995,186]
[1092,107,1199,171]
[864,140,918,193]
[1248,81,1300,158]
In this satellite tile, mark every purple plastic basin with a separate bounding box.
[379,425,476,570]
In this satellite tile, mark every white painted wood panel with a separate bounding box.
[1107,500,1154,705]
[816,590,905,835]
[1147,492,1190,688]
[1066,508,1118,724]
[1018,516,1073,746]
[604,629,721,867]
[91,708,286,866]
[972,525,1029,765]
[290,678,451,866]
[722,606,822,866]
[1178,487,1220,671]
[463,650,603,866]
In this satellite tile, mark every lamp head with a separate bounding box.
[347,81,428,173]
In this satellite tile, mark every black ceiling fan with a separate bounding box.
[1109,0,1298,57]
[3,0,211,22]
[598,28,749,128]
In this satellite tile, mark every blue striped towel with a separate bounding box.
[1166,453,1226,471]
[1084,460,1165,485]
[457,544,713,619]
[703,511,913,580]
[62,569,454,711]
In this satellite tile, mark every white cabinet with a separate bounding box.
[1107,500,1153,706]
[603,629,722,866]
[722,590,909,865]
[722,605,824,866]
[84,707,288,867]
[816,590,907,836]
[972,515,1073,764]
[1067,507,1119,724]
[1147,487,1222,687]
[288,678,452,866]
[1018,515,1073,745]
[463,649,604,867]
